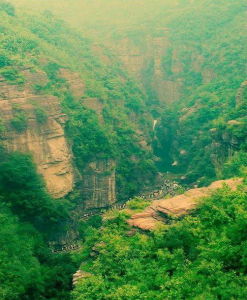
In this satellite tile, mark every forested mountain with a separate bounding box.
[9,0,246,185]
[0,0,246,299]
[0,3,156,201]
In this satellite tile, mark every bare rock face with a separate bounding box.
[0,68,117,209]
[0,67,120,211]
[0,69,74,198]
[73,270,92,286]
[82,97,104,123]
[111,34,182,104]
[57,69,117,209]
[81,159,116,210]
[109,34,214,104]
[128,178,243,230]
[59,68,85,100]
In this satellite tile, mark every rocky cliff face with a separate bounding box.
[81,159,116,210]
[0,67,117,209]
[59,71,117,209]
[0,69,74,198]
[209,80,247,174]
[109,33,214,104]
[107,34,181,104]
[59,68,85,100]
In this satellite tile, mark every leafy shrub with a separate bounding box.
[0,148,77,300]
[3,37,38,54]
[78,215,103,241]
[1,68,17,80]
[222,151,247,178]
[0,206,42,300]
[126,197,150,211]
[0,54,11,67]
[0,118,5,138]
[73,184,247,299]
[0,1,15,16]
[10,112,28,132]
[34,107,48,124]
[44,62,65,83]
[0,68,24,84]
[65,103,114,167]
[0,151,66,228]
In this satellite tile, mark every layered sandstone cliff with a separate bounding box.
[0,69,74,198]
[0,67,117,209]
[59,70,117,209]
[81,159,116,210]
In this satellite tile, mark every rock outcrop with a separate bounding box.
[59,68,85,100]
[128,178,243,230]
[81,159,116,210]
[0,69,74,198]
[73,270,92,286]
[110,35,182,104]
[209,80,247,174]
[0,68,118,209]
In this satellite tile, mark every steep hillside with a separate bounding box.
[0,3,159,299]
[8,0,246,185]
[0,147,77,300]
[0,1,246,299]
[73,180,247,299]
[0,3,157,209]
[93,0,246,185]
[154,1,247,184]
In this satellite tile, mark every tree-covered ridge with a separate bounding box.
[73,181,247,299]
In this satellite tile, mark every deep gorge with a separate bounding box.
[0,0,246,299]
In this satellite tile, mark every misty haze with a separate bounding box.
[0,1,246,299]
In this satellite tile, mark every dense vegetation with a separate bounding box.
[12,0,246,185]
[0,147,77,299]
[0,0,246,299]
[73,181,247,299]
[152,0,247,184]
[0,1,157,200]
[0,2,157,298]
